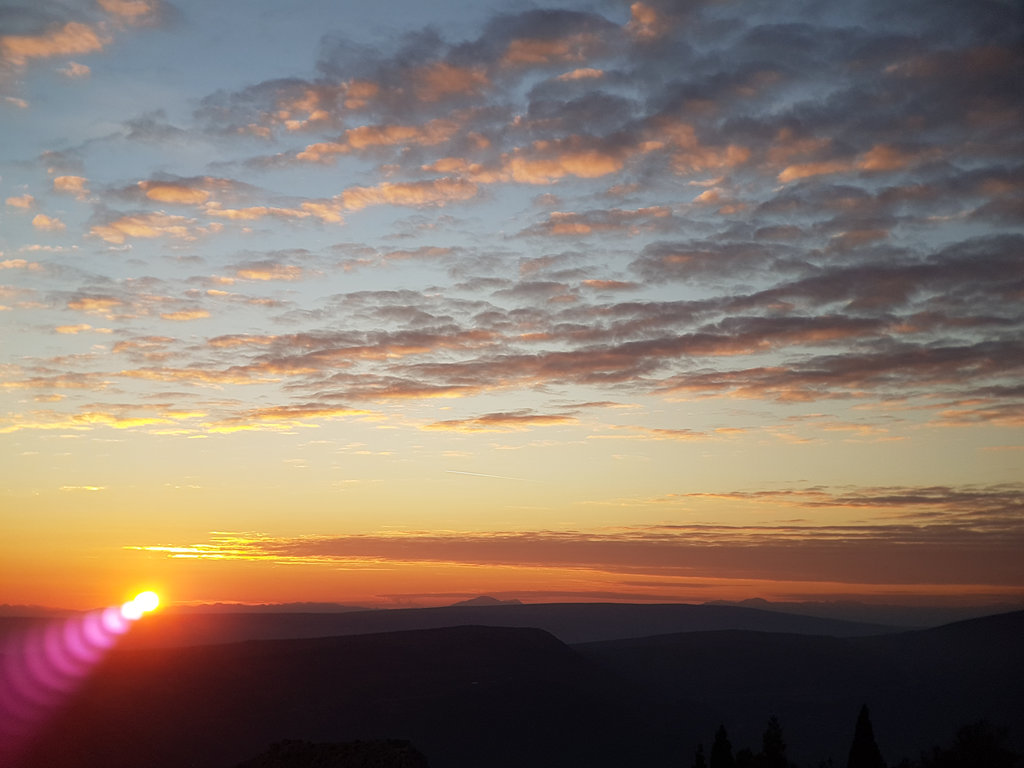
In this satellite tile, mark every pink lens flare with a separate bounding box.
[0,594,161,765]
[103,604,131,634]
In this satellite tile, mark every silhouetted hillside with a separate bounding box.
[234,739,429,768]
[9,611,1021,768]
[13,625,652,768]
[709,597,1024,628]
[576,609,1024,766]
[112,601,895,650]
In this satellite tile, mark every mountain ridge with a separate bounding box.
[107,600,900,650]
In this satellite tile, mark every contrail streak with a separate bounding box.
[446,470,528,482]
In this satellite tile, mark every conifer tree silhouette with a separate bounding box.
[847,705,886,768]
[761,715,789,768]
[711,725,736,768]
[692,743,708,768]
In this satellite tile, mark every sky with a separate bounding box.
[1,0,1022,612]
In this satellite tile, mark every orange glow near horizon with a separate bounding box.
[1,0,1022,614]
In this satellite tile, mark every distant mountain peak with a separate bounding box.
[450,595,523,607]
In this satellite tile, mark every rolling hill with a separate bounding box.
[6,608,1022,767]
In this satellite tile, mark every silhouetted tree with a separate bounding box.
[692,743,708,768]
[760,715,789,768]
[847,705,886,768]
[711,725,736,768]
[736,747,755,768]
[918,720,1020,768]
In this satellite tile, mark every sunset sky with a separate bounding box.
[2,0,1022,611]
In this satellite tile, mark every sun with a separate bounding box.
[120,590,160,620]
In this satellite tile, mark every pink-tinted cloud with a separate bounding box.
[31,213,65,231]
[556,67,603,81]
[297,119,459,163]
[500,31,606,69]
[97,0,163,25]
[340,178,478,210]
[412,62,489,102]
[0,22,109,68]
[230,261,307,282]
[625,2,665,42]
[90,212,222,243]
[502,136,638,184]
[5,194,34,209]
[138,179,210,204]
[54,175,89,199]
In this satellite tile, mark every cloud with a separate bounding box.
[0,22,109,68]
[3,0,1023,580]
[425,409,578,432]
[412,62,489,102]
[660,338,1024,404]
[5,194,34,209]
[501,136,638,184]
[340,178,478,210]
[521,206,673,237]
[203,201,344,224]
[111,335,178,360]
[31,213,65,231]
[55,323,98,334]
[90,212,222,243]
[334,245,454,272]
[0,405,195,434]
[160,309,210,321]
[97,0,163,25]
[0,259,42,271]
[631,240,780,281]
[296,118,459,163]
[127,482,1024,586]
[231,261,307,282]
[53,175,90,199]
[203,404,372,433]
[625,2,665,42]
[66,295,124,316]
[57,61,90,78]
[555,67,603,81]
[500,32,605,68]
[493,10,619,71]
[138,179,210,204]
[581,280,638,291]
[590,425,709,442]
[652,121,751,176]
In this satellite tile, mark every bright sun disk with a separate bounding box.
[120,590,160,620]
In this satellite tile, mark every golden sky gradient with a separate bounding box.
[1,0,1022,610]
